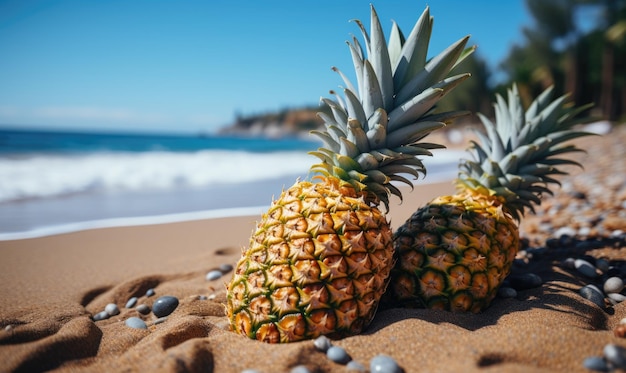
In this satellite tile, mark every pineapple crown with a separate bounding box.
[459,84,595,220]
[309,5,475,210]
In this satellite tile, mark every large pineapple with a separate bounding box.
[388,84,594,313]
[226,5,474,342]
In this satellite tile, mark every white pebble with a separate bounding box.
[104,303,120,316]
[206,270,223,281]
[290,365,311,373]
[604,277,625,294]
[604,344,626,369]
[608,293,626,303]
[370,354,402,373]
[620,318,626,325]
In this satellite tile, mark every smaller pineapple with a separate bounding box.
[388,84,594,312]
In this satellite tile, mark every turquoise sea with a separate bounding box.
[0,128,459,240]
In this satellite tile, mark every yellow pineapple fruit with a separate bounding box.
[388,84,594,312]
[225,5,474,342]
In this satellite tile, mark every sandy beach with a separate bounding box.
[1,124,626,372]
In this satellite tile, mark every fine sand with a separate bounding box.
[1,124,625,372]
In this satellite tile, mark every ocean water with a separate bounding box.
[0,128,460,240]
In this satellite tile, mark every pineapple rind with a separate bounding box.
[390,191,518,312]
[227,180,393,341]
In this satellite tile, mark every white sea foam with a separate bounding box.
[0,150,313,203]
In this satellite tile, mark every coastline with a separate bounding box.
[1,125,625,372]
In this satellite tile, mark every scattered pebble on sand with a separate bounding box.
[205,270,223,281]
[219,263,234,273]
[603,344,626,369]
[152,316,168,325]
[152,296,179,318]
[604,277,625,294]
[145,288,155,297]
[289,365,311,373]
[313,335,332,352]
[125,297,138,309]
[125,317,147,330]
[370,354,403,373]
[136,304,150,315]
[326,346,351,364]
[346,360,366,371]
[104,303,120,316]
[92,311,109,321]
[579,285,605,308]
[574,258,599,278]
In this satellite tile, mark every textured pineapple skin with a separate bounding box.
[226,179,394,342]
[388,192,519,313]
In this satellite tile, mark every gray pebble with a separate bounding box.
[93,311,109,321]
[497,287,517,298]
[152,296,179,317]
[125,297,138,309]
[146,288,155,297]
[206,270,223,281]
[346,360,366,371]
[604,344,626,369]
[604,277,625,294]
[125,317,148,329]
[104,303,120,316]
[198,295,208,300]
[563,257,576,269]
[241,370,261,373]
[508,273,542,290]
[152,316,168,325]
[608,293,626,303]
[327,346,351,364]
[219,263,234,273]
[580,285,605,308]
[136,304,151,315]
[583,356,609,372]
[575,259,599,278]
[370,354,403,373]
[313,335,332,352]
[596,258,610,273]
[290,365,311,373]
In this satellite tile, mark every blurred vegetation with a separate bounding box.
[494,0,626,121]
[226,0,625,136]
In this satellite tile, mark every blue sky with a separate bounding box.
[0,1,531,134]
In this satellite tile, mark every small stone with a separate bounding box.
[206,270,223,281]
[604,277,625,294]
[4,325,13,332]
[125,297,138,309]
[583,356,609,372]
[614,324,626,338]
[136,304,151,315]
[346,360,366,371]
[327,346,351,364]
[125,317,148,329]
[562,257,576,269]
[93,311,109,321]
[219,263,234,273]
[370,354,403,373]
[603,344,626,369]
[554,227,577,239]
[152,316,168,325]
[574,259,599,278]
[146,288,155,297]
[579,285,605,308]
[152,296,179,318]
[608,293,626,303]
[198,295,208,300]
[497,287,517,298]
[290,365,311,373]
[313,335,332,352]
[104,303,120,316]
[241,370,262,373]
[507,273,542,290]
[595,258,610,273]
[621,318,626,325]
